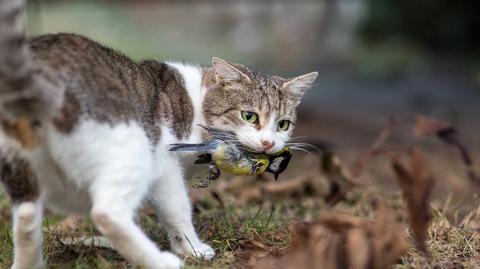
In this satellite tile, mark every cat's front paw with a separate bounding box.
[152,252,184,269]
[172,238,215,261]
[11,262,45,269]
[192,243,215,260]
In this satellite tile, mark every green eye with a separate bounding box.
[241,111,258,123]
[277,120,290,131]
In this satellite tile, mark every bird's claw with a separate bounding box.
[207,164,221,181]
[193,178,211,188]
[193,163,221,188]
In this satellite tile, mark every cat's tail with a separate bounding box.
[0,0,61,120]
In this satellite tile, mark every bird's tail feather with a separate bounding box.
[169,143,212,153]
[0,0,62,120]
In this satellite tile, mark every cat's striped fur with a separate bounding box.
[0,0,318,268]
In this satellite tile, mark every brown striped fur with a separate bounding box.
[203,59,309,130]
[29,34,193,143]
[0,153,38,204]
[1,119,41,149]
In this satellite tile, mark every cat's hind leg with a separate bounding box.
[148,157,215,260]
[11,201,44,269]
[0,155,44,269]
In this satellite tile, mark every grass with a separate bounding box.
[0,175,478,268]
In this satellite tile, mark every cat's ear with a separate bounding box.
[211,57,251,83]
[282,72,318,100]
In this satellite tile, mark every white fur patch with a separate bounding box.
[166,62,205,144]
[27,120,153,214]
[235,112,290,154]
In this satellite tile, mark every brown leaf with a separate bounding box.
[413,114,479,185]
[317,213,366,231]
[413,114,449,138]
[246,239,272,252]
[53,215,87,236]
[325,117,395,207]
[391,147,433,253]
[370,200,409,269]
[345,227,370,269]
[322,151,355,206]
[257,201,408,269]
[212,165,330,205]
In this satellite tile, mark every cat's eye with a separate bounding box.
[277,120,290,131]
[241,111,258,123]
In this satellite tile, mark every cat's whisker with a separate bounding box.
[289,146,314,155]
[286,142,322,153]
[286,142,318,147]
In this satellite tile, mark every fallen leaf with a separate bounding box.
[391,147,434,253]
[322,151,355,206]
[413,114,479,185]
[413,114,449,138]
[257,200,408,269]
[370,200,409,269]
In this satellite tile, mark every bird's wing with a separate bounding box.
[224,144,245,162]
[198,124,237,142]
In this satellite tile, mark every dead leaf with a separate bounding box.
[391,147,433,253]
[370,200,409,269]
[321,151,354,206]
[209,160,330,205]
[413,114,449,138]
[324,117,395,207]
[257,200,408,269]
[413,114,479,185]
[54,215,86,233]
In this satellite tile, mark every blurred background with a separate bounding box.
[25,0,480,149]
[24,0,480,203]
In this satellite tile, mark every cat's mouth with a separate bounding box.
[198,125,278,154]
[238,144,263,154]
[239,143,280,155]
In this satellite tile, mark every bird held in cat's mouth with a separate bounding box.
[169,125,292,188]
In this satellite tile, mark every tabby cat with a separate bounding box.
[0,0,317,268]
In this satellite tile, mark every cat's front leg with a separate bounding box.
[90,175,183,269]
[11,200,44,269]
[149,158,215,260]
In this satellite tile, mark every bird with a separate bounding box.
[169,125,292,187]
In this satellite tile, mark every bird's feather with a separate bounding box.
[169,143,214,153]
[198,125,237,142]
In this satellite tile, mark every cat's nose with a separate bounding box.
[261,140,275,150]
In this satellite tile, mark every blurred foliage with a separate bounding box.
[349,40,429,77]
[359,0,480,56]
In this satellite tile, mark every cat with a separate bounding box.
[0,0,317,268]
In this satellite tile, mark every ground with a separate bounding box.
[0,115,479,268]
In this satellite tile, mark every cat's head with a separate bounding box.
[203,57,317,155]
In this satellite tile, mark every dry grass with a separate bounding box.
[0,116,479,268]
[0,177,478,268]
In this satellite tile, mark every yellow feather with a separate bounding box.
[212,145,270,176]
